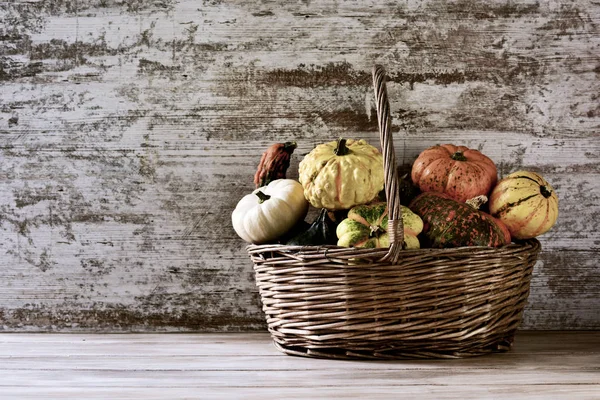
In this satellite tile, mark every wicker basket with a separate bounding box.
[247,65,541,360]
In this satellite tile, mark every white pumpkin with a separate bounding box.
[232,179,308,244]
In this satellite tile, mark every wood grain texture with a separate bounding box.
[0,332,599,399]
[0,0,599,331]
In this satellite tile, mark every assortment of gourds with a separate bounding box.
[232,138,559,250]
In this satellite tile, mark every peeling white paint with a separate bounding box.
[0,0,598,331]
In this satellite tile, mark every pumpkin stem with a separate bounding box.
[255,191,271,204]
[540,186,552,198]
[451,151,468,161]
[334,138,350,156]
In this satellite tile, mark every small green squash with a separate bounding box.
[336,202,423,249]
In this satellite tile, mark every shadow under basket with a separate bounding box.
[246,65,542,360]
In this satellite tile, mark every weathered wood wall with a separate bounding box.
[0,0,598,332]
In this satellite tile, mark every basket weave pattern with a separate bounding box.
[247,66,541,359]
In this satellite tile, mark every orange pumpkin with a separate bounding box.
[489,171,559,239]
[411,144,498,203]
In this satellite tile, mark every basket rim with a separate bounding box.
[247,238,541,258]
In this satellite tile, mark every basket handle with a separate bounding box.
[372,65,404,263]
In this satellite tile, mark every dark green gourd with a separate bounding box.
[377,172,421,206]
[409,192,511,248]
[286,209,339,246]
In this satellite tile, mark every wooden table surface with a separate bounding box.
[1,331,598,399]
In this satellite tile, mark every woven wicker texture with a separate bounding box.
[247,65,541,359]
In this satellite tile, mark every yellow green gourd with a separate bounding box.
[336,202,423,249]
[298,138,384,210]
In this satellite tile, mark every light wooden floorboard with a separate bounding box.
[0,332,598,399]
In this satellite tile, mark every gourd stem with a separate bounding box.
[255,191,271,203]
[369,225,382,238]
[283,141,297,152]
[466,195,488,210]
[451,151,468,161]
[540,186,552,198]
[334,138,350,156]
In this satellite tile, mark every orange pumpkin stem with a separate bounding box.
[451,151,468,161]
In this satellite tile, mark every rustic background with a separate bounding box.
[0,0,598,332]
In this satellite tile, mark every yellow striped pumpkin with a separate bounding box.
[489,171,559,239]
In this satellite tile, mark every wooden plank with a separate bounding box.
[0,332,597,400]
[0,368,599,386]
[522,250,600,329]
[2,385,599,400]
[0,353,598,371]
[0,332,597,357]
[3,331,598,345]
[0,0,598,331]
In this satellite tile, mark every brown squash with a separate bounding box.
[409,192,511,248]
[254,142,297,188]
[411,144,498,203]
